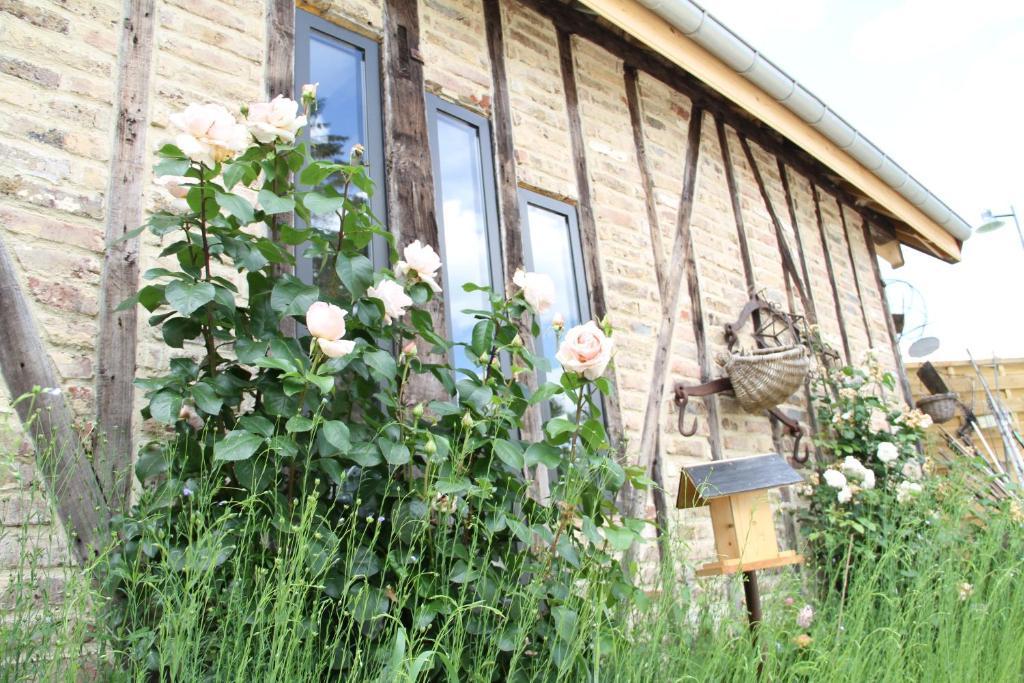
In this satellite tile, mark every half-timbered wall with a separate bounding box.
[0,0,909,583]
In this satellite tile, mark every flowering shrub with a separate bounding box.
[797,351,933,581]
[110,91,649,677]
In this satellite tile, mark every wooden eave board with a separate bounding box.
[676,453,803,508]
[577,0,962,263]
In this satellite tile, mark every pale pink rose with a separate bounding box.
[247,95,307,144]
[552,312,565,332]
[367,279,413,324]
[318,338,356,359]
[401,340,418,357]
[170,103,248,166]
[305,301,347,340]
[555,321,613,380]
[868,408,891,434]
[512,269,555,314]
[154,175,196,199]
[394,240,442,292]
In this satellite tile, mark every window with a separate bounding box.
[519,190,591,417]
[426,96,504,372]
[294,11,387,290]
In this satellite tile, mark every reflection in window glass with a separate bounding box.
[526,203,583,416]
[435,112,495,372]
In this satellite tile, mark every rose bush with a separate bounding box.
[110,92,649,678]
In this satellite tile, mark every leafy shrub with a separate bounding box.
[107,92,649,679]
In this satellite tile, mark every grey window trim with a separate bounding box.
[518,188,592,362]
[294,10,389,281]
[425,94,506,356]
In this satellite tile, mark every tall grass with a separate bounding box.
[2,442,1022,682]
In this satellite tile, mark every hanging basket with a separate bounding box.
[916,393,958,424]
[721,345,809,413]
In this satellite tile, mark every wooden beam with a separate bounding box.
[624,65,668,299]
[839,204,874,349]
[576,0,962,262]
[632,102,704,517]
[777,161,818,324]
[862,221,914,404]
[95,0,156,512]
[557,28,624,442]
[382,0,446,402]
[812,183,852,364]
[483,0,547,501]
[737,134,810,311]
[716,121,756,297]
[0,232,110,564]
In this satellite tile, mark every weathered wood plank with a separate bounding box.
[737,134,810,310]
[862,221,914,403]
[716,120,756,297]
[383,0,446,402]
[0,232,110,564]
[839,203,874,348]
[557,28,624,443]
[95,0,156,512]
[483,0,546,501]
[777,161,818,324]
[633,103,704,508]
[624,65,668,299]
[812,183,852,363]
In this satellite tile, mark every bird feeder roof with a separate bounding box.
[676,453,803,508]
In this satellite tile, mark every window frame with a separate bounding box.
[517,188,592,364]
[425,94,506,361]
[293,10,389,278]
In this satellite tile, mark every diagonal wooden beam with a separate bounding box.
[777,161,818,325]
[838,204,874,349]
[812,183,852,364]
[862,221,914,404]
[0,232,110,564]
[95,0,156,512]
[716,120,756,297]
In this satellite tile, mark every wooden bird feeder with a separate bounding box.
[677,453,804,577]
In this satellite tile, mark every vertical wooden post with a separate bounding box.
[777,161,818,325]
[483,0,547,501]
[557,28,624,442]
[862,221,914,404]
[811,183,852,364]
[383,0,446,402]
[838,204,874,349]
[95,0,156,512]
[0,233,110,564]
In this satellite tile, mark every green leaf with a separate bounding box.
[137,285,166,312]
[304,191,345,215]
[238,415,275,438]
[335,253,373,299]
[348,585,389,624]
[363,348,397,382]
[221,161,247,190]
[154,158,189,176]
[191,382,222,415]
[551,606,579,643]
[322,420,351,452]
[347,443,382,467]
[529,382,562,405]
[270,277,319,316]
[470,319,495,358]
[257,188,295,215]
[215,191,254,223]
[135,449,169,483]
[149,391,182,425]
[161,318,201,348]
[580,418,608,449]
[556,535,581,567]
[213,430,264,462]
[317,458,345,487]
[492,439,524,470]
[602,524,636,551]
[286,415,314,433]
[544,417,576,440]
[524,443,562,468]
[267,435,299,459]
[299,161,341,186]
[457,381,493,414]
[384,441,411,466]
[165,280,216,316]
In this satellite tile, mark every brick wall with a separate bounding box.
[0,0,907,585]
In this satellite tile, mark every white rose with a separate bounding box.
[555,321,613,380]
[170,103,249,166]
[868,407,891,434]
[896,480,922,503]
[861,468,876,490]
[876,441,899,464]
[305,301,347,341]
[836,486,853,504]
[394,240,442,292]
[901,460,923,481]
[367,279,413,324]
[918,413,933,429]
[246,95,307,144]
[822,469,847,490]
[513,269,555,314]
[318,338,356,359]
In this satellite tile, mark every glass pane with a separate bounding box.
[435,112,494,372]
[307,33,366,296]
[526,203,583,417]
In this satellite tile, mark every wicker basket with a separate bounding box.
[721,345,809,413]
[916,393,958,424]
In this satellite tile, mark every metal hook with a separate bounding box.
[791,429,811,464]
[676,392,699,437]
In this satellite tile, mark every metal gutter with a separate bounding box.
[635,0,972,242]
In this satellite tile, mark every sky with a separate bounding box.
[698,0,1024,362]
